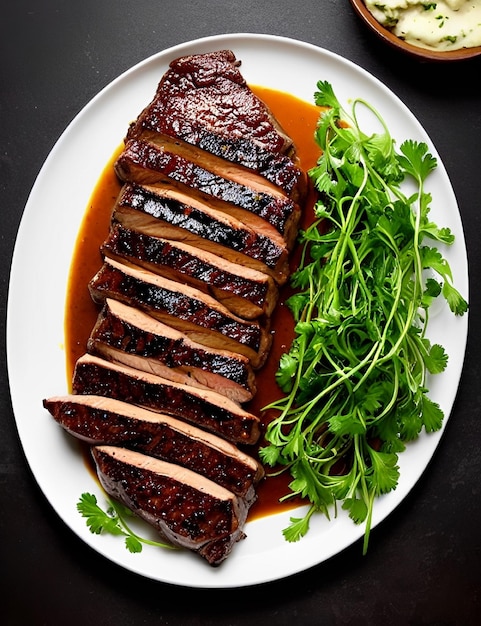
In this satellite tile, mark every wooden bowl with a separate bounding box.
[349,0,481,61]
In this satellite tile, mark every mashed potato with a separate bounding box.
[365,0,481,50]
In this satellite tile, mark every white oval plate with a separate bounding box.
[7,33,468,588]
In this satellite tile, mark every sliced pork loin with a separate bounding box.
[87,298,256,403]
[112,183,290,284]
[115,138,300,245]
[127,50,294,160]
[101,223,278,320]
[88,257,271,368]
[72,354,261,445]
[133,128,307,202]
[43,395,263,502]
[92,445,248,565]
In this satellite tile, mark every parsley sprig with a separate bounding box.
[77,492,176,553]
[260,81,467,553]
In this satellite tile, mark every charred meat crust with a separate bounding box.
[115,138,301,244]
[127,49,294,158]
[88,258,271,368]
[43,395,263,501]
[87,298,257,403]
[112,183,290,284]
[72,354,261,445]
[132,128,307,202]
[101,223,278,320]
[91,445,247,565]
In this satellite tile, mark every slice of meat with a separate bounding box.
[133,128,307,202]
[87,298,257,403]
[72,354,261,445]
[112,183,290,284]
[127,50,294,158]
[91,445,248,565]
[43,395,263,502]
[101,223,278,320]
[88,258,271,368]
[114,138,301,244]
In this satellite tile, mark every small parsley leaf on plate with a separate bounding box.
[77,492,177,554]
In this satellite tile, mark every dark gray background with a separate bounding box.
[1,1,480,624]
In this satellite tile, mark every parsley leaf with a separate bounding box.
[342,497,369,525]
[77,492,124,536]
[282,507,316,542]
[77,492,177,554]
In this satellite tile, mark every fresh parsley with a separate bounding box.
[260,80,467,554]
[77,492,176,553]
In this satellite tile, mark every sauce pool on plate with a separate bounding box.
[64,86,321,521]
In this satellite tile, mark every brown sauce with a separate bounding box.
[64,86,322,521]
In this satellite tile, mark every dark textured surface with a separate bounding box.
[1,1,480,624]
